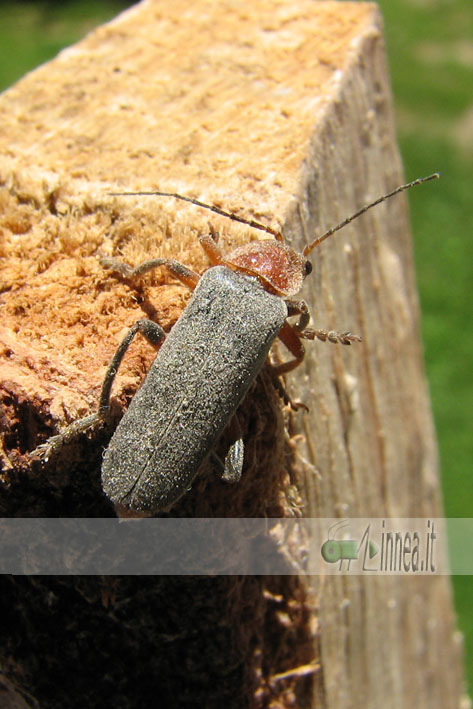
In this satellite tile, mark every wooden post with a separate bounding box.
[0,1,465,707]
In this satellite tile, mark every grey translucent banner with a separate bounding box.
[0,517,470,575]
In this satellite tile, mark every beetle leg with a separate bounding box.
[271,375,309,412]
[210,440,244,483]
[285,299,310,333]
[30,319,166,461]
[29,411,105,462]
[198,234,234,268]
[97,319,166,415]
[210,413,245,483]
[222,413,245,483]
[221,438,245,483]
[300,329,362,345]
[208,223,220,243]
[100,256,200,290]
[270,320,306,376]
[284,301,362,345]
[272,311,363,377]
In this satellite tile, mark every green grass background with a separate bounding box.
[0,0,471,693]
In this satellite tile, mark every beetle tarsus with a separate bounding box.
[30,412,103,461]
[100,255,200,290]
[301,329,362,345]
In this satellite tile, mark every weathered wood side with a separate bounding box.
[0,1,464,708]
[284,21,465,709]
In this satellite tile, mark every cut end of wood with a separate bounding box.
[0,0,383,455]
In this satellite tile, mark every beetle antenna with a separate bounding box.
[109,189,284,241]
[302,173,440,257]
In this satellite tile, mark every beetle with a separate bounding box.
[33,174,438,513]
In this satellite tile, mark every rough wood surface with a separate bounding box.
[0,1,465,708]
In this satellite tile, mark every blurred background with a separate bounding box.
[0,0,471,692]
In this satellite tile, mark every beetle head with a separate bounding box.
[227,240,312,297]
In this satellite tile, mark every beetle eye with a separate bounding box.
[304,260,313,276]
